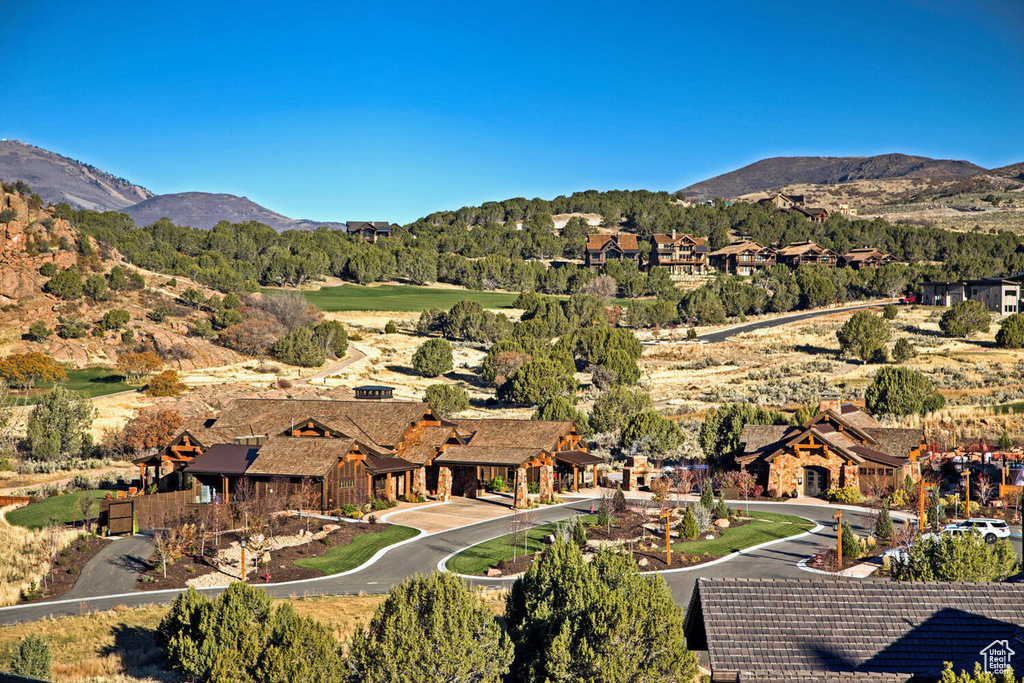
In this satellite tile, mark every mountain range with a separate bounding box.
[679,153,987,200]
[1,140,1018,229]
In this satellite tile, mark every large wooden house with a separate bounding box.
[736,396,926,497]
[649,232,709,275]
[346,221,396,243]
[708,240,776,275]
[585,233,641,270]
[774,240,839,268]
[142,396,599,511]
[840,248,897,269]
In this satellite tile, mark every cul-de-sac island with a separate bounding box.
[2,4,1024,681]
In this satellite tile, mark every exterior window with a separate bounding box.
[859,467,868,475]
[885,469,894,476]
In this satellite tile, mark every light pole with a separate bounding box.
[239,538,247,583]
[833,510,842,568]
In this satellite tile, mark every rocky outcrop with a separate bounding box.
[0,189,77,304]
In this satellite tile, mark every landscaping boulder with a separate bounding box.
[638,557,648,567]
[486,567,502,577]
[714,518,730,529]
[544,534,556,544]
[705,534,715,540]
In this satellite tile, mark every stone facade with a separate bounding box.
[768,450,852,497]
[538,463,553,500]
[437,465,452,502]
[412,467,426,497]
[513,467,529,508]
[463,467,480,499]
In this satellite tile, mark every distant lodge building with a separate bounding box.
[136,395,602,511]
[346,221,397,243]
[774,240,840,268]
[584,232,641,270]
[736,395,926,497]
[708,240,776,276]
[650,231,709,275]
[922,275,1023,314]
[583,231,898,277]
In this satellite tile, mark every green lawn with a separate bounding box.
[11,368,140,405]
[300,284,523,312]
[671,510,815,556]
[299,283,633,312]
[446,514,598,576]
[6,490,110,529]
[293,524,419,574]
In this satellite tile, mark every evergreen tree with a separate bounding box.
[44,265,83,299]
[347,573,511,683]
[874,499,894,540]
[272,327,326,367]
[892,338,917,363]
[939,300,991,338]
[700,481,715,510]
[865,366,945,416]
[680,506,699,540]
[589,385,653,434]
[836,311,891,362]
[619,410,685,455]
[841,522,860,562]
[715,496,729,520]
[612,485,627,513]
[412,338,454,377]
[312,319,348,358]
[7,633,51,679]
[505,540,697,683]
[25,385,94,461]
[996,313,1024,349]
[532,395,591,436]
[424,384,469,418]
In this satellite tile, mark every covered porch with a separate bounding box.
[430,446,555,508]
[366,454,420,502]
[554,450,604,492]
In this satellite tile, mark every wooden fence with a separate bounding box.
[99,489,198,534]
[0,495,31,507]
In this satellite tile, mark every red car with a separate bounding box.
[900,295,917,305]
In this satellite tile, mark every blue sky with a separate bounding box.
[2,0,1022,223]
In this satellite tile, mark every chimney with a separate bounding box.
[819,392,842,415]
[671,229,676,238]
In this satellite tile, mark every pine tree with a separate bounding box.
[7,633,51,679]
[700,481,714,510]
[875,499,895,540]
[347,573,511,683]
[613,485,627,513]
[680,506,699,540]
[505,540,698,683]
[715,496,729,520]
[842,522,861,562]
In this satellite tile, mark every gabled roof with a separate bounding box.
[244,436,356,477]
[708,240,772,257]
[454,418,577,452]
[776,240,835,257]
[346,221,394,232]
[209,398,439,449]
[364,453,419,473]
[433,445,544,466]
[397,424,464,465]
[652,233,707,249]
[186,444,260,475]
[685,577,1024,683]
[172,425,260,449]
[586,233,640,253]
[554,450,604,467]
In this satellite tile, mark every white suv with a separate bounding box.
[943,518,1011,544]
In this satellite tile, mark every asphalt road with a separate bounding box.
[0,500,897,626]
[698,301,896,344]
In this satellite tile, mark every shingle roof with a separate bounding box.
[433,445,543,466]
[455,418,576,451]
[554,450,604,467]
[210,398,436,448]
[244,436,355,477]
[864,428,925,458]
[586,233,640,253]
[708,240,771,257]
[776,240,833,256]
[397,424,462,465]
[686,578,1024,683]
[652,233,706,247]
[364,454,419,474]
[186,444,260,475]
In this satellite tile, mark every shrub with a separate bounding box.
[38,262,57,277]
[612,485,627,513]
[121,329,135,345]
[191,318,215,339]
[144,370,187,397]
[486,477,507,493]
[25,385,94,461]
[7,633,51,678]
[679,506,699,540]
[384,320,398,334]
[619,410,685,455]
[338,504,360,518]
[996,313,1024,349]
[412,338,453,377]
[890,532,1019,582]
[272,327,326,367]
[424,383,469,418]
[527,482,540,494]
[371,497,395,511]
[27,321,52,342]
[836,311,891,362]
[313,319,348,358]
[99,308,131,331]
[715,496,728,520]
[865,366,945,416]
[84,274,111,301]
[589,385,653,434]
[892,338,916,363]
[0,208,16,224]
[882,304,898,320]
[939,300,990,338]
[147,305,172,323]
[874,499,894,540]
[825,486,862,504]
[841,522,861,561]
[348,573,511,683]
[57,317,89,339]
[107,266,127,291]
[219,320,285,356]
[44,265,83,300]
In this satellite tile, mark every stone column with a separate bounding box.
[623,467,634,492]
[465,467,480,499]
[437,466,452,502]
[539,463,554,500]
[413,467,427,497]
[513,467,528,508]
[385,472,394,501]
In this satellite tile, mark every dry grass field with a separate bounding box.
[0,589,508,682]
[0,506,81,607]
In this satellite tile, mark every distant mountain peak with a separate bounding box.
[679,153,987,200]
[125,191,347,231]
[0,139,154,211]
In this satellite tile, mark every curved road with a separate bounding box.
[0,500,879,625]
[698,300,896,344]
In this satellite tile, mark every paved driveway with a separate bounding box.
[1,500,1019,626]
[383,496,515,533]
[698,301,895,343]
[62,535,154,600]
